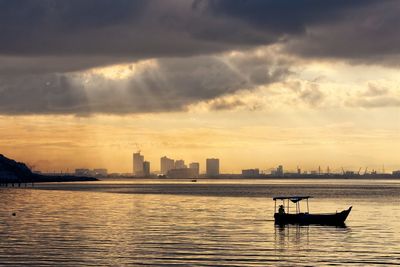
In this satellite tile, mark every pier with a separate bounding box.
[0,178,34,188]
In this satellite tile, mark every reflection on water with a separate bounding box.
[275,224,312,248]
[274,224,349,251]
[0,179,399,266]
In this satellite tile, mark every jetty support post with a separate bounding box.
[287,199,289,214]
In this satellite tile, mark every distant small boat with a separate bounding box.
[191,179,197,182]
[273,196,352,225]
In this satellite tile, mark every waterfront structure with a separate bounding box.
[167,168,197,179]
[242,168,260,177]
[75,168,91,176]
[206,158,219,177]
[75,168,107,177]
[93,168,108,177]
[161,156,175,175]
[143,161,150,177]
[133,152,144,176]
[175,159,186,169]
[189,162,200,177]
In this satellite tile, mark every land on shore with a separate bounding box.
[0,154,98,184]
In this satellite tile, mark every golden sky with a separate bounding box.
[1,55,399,173]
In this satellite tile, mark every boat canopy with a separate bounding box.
[273,196,312,202]
[273,196,312,214]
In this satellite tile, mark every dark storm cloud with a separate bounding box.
[205,0,400,63]
[0,74,89,114]
[0,0,255,73]
[204,0,371,34]
[0,55,289,115]
[1,0,400,115]
[282,1,400,63]
[0,0,394,72]
[0,0,145,55]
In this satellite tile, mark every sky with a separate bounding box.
[0,0,399,173]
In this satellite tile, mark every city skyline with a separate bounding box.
[6,141,399,174]
[65,151,397,176]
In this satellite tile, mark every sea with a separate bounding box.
[0,179,399,266]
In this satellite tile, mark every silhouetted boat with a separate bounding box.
[273,196,352,225]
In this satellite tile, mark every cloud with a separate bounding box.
[205,0,371,34]
[0,0,279,74]
[205,0,400,65]
[280,80,326,108]
[0,73,89,114]
[1,0,400,115]
[351,97,400,108]
[0,0,399,74]
[345,82,400,108]
[298,84,325,107]
[206,98,247,111]
[196,96,262,112]
[362,83,389,97]
[0,50,291,115]
[284,1,400,64]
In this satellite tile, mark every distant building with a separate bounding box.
[277,165,284,176]
[242,169,260,177]
[167,168,197,179]
[143,161,150,177]
[93,168,108,177]
[206,158,219,177]
[392,170,400,176]
[175,159,186,169]
[75,168,91,176]
[189,162,200,177]
[133,152,144,176]
[271,165,284,176]
[161,156,175,175]
[75,168,108,177]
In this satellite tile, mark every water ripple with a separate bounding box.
[0,180,399,266]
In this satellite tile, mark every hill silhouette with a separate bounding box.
[0,154,98,183]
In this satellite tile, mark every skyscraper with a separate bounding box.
[143,161,150,177]
[133,152,144,176]
[160,156,175,175]
[206,158,219,177]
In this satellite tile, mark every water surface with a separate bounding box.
[1,179,399,266]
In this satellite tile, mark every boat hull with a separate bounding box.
[274,206,352,225]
